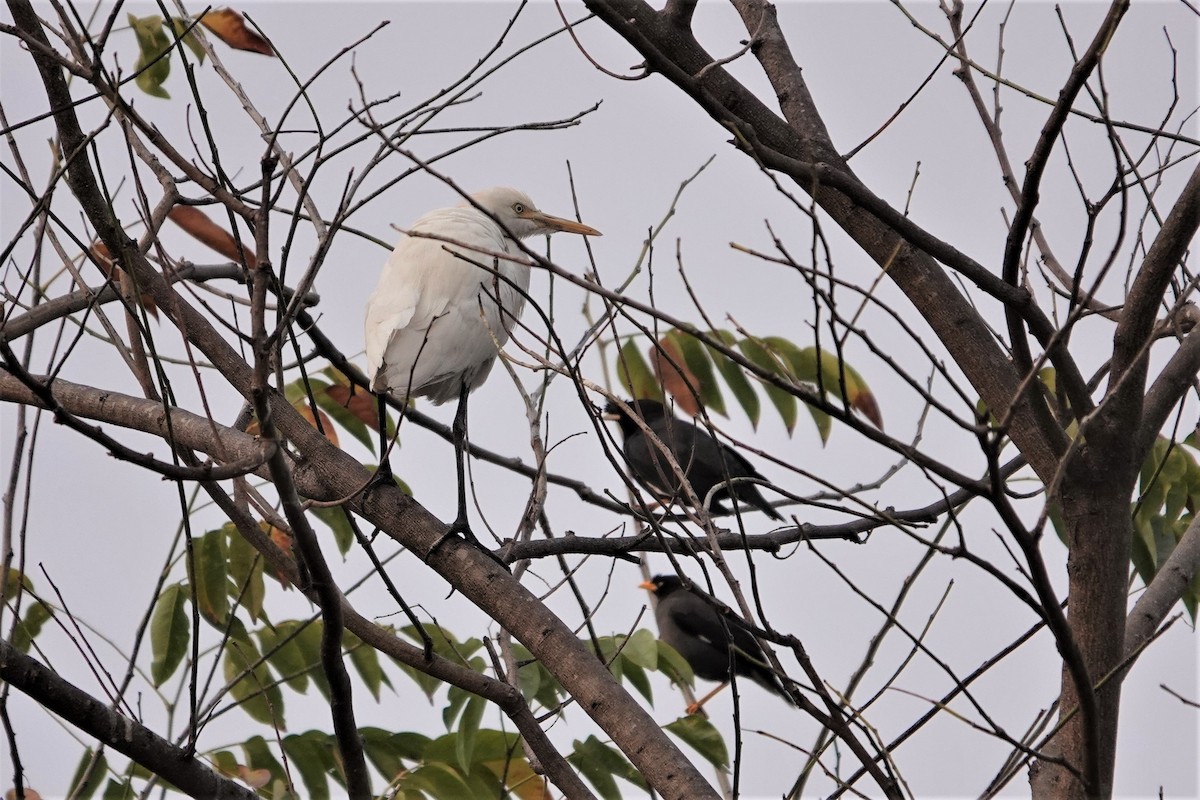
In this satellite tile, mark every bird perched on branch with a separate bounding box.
[365,187,600,551]
[604,398,782,520]
[641,574,793,712]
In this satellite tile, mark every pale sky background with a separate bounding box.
[2,1,1198,798]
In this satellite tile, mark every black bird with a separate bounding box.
[641,574,793,712]
[604,398,783,520]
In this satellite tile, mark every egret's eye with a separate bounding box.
[512,202,526,214]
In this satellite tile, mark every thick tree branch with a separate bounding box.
[0,639,256,799]
[1124,513,1200,658]
[1112,161,1200,408]
[1135,312,1200,463]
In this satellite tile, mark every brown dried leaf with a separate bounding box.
[298,402,338,447]
[650,335,700,416]
[326,383,380,431]
[199,8,274,56]
[167,205,256,268]
[261,522,294,587]
[91,241,159,320]
[250,401,338,445]
[852,389,883,431]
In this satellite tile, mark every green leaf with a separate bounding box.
[11,600,52,653]
[69,749,108,800]
[285,618,328,700]
[309,505,356,557]
[292,620,331,699]
[456,694,487,773]
[762,339,835,442]
[620,658,653,703]
[676,331,725,415]
[361,727,428,781]
[189,527,229,627]
[225,635,286,726]
[241,735,287,787]
[259,620,314,695]
[128,14,172,98]
[655,640,695,689]
[517,657,541,700]
[1131,515,1156,585]
[399,763,475,798]
[1047,501,1066,545]
[463,728,521,762]
[511,643,562,711]
[616,338,662,401]
[226,524,265,621]
[169,17,206,63]
[150,582,190,686]
[346,633,391,702]
[210,749,239,778]
[2,567,33,602]
[621,628,659,669]
[665,714,730,770]
[737,337,798,433]
[1184,568,1200,622]
[282,731,339,799]
[396,625,479,699]
[708,330,760,428]
[568,736,647,800]
[102,778,135,800]
[443,684,471,730]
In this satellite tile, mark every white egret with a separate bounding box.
[365,187,600,553]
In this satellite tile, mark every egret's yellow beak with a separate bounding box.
[525,210,602,237]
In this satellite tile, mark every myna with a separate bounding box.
[641,574,793,712]
[605,398,783,520]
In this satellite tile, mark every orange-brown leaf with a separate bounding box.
[199,8,274,56]
[261,522,295,587]
[167,205,256,268]
[296,402,338,446]
[326,384,381,431]
[650,336,700,416]
[91,241,159,320]
[852,389,883,431]
[245,400,335,444]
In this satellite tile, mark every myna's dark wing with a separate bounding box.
[655,589,739,683]
[649,416,782,520]
[621,427,687,504]
[659,590,792,701]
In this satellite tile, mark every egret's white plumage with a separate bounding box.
[363,187,599,552]
[365,187,600,405]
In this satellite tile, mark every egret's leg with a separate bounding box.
[447,383,472,538]
[425,384,507,569]
[685,682,728,715]
[375,394,394,480]
[361,393,395,501]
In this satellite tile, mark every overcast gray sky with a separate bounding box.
[2,1,1198,798]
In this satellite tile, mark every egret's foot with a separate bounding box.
[425,516,509,570]
[360,461,396,505]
